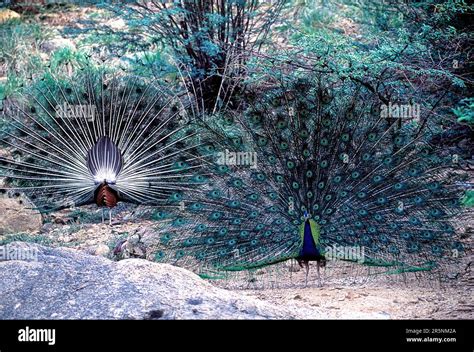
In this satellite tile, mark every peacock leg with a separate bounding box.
[304,261,309,287]
[109,208,112,226]
[101,208,105,224]
[316,261,322,287]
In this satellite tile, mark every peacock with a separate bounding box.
[1,60,471,286]
[153,78,472,285]
[0,64,205,224]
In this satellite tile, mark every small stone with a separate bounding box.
[0,198,42,235]
[40,37,76,54]
[53,217,67,225]
[40,223,54,233]
[128,234,140,245]
[94,244,110,257]
[106,18,126,30]
[187,298,203,305]
[144,309,164,320]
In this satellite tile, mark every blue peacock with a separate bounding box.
[0,64,205,224]
[153,79,471,284]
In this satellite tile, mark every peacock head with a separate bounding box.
[303,211,311,220]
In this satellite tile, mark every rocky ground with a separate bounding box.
[1,241,472,320]
[0,196,472,320]
[0,242,311,319]
[0,224,472,319]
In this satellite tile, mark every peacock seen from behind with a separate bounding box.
[154,78,470,284]
[0,65,205,224]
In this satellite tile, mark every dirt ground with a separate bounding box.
[208,260,473,319]
[242,284,473,319]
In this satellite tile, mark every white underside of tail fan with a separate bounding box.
[0,67,205,210]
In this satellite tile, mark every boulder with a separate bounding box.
[0,242,309,319]
[0,9,20,23]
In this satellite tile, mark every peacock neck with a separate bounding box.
[299,218,321,246]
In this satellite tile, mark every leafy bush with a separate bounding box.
[0,19,51,101]
[453,98,474,125]
[461,190,474,207]
[105,0,287,110]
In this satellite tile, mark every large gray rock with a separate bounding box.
[0,242,308,319]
